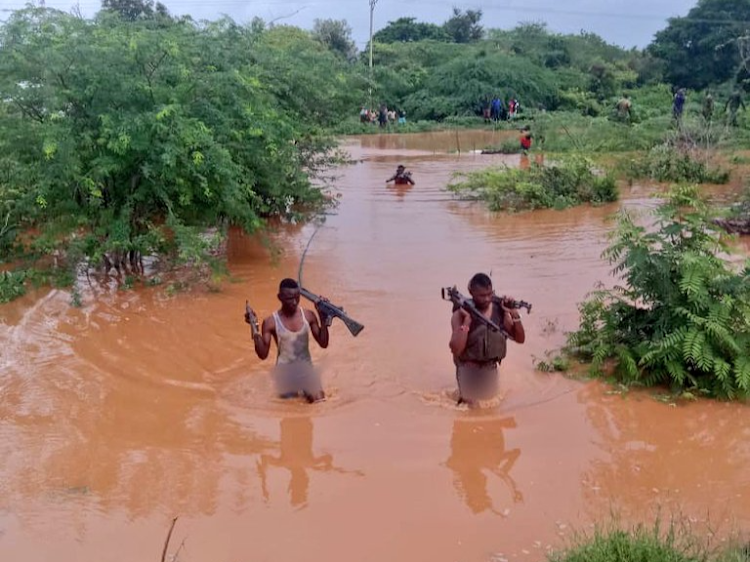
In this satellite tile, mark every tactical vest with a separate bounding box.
[458,301,507,363]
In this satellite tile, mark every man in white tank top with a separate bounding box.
[247,278,332,402]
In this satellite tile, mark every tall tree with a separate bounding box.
[312,18,357,60]
[100,0,170,21]
[372,17,449,43]
[649,0,750,89]
[442,7,483,44]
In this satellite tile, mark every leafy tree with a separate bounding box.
[0,8,345,274]
[442,7,483,43]
[648,0,750,89]
[568,185,750,399]
[100,0,170,21]
[312,18,357,61]
[372,17,449,43]
[402,51,559,119]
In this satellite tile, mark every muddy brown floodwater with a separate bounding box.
[2,130,750,562]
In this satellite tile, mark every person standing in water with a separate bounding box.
[246,278,332,403]
[386,164,415,185]
[448,273,526,406]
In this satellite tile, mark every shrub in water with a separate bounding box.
[567,185,750,399]
[447,155,618,211]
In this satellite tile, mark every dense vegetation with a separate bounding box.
[0,5,361,282]
[448,157,617,211]
[566,186,750,399]
[3,0,750,314]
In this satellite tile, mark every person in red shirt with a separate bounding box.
[519,126,532,153]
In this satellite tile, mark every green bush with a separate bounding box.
[625,144,730,184]
[447,155,618,211]
[0,269,27,303]
[567,185,750,399]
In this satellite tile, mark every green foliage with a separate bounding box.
[448,155,617,212]
[625,145,730,183]
[442,8,483,44]
[372,17,449,43]
[534,354,571,372]
[480,139,523,154]
[0,270,27,303]
[0,8,350,282]
[403,52,559,120]
[648,0,750,89]
[100,0,171,21]
[567,185,750,399]
[312,19,357,61]
[550,522,707,562]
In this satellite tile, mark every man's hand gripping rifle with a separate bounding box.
[441,286,532,335]
[299,287,365,337]
[245,300,261,337]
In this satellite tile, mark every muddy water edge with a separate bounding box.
[1,129,750,562]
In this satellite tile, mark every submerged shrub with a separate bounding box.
[567,185,750,399]
[447,155,618,211]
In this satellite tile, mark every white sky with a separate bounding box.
[0,0,698,49]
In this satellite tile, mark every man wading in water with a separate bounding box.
[246,278,331,403]
[449,273,525,406]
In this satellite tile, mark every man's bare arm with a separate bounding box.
[307,309,329,349]
[501,303,526,344]
[449,309,471,356]
[254,317,274,360]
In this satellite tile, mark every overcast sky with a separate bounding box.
[1,0,698,49]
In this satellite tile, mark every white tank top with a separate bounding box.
[273,308,312,365]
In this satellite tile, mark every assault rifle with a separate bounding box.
[245,300,260,337]
[300,287,365,337]
[441,286,532,334]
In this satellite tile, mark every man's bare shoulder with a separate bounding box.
[262,314,277,332]
[303,307,319,324]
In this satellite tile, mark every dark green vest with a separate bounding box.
[458,301,507,363]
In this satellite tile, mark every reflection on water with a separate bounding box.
[519,153,545,170]
[386,183,413,200]
[257,417,363,509]
[445,417,523,515]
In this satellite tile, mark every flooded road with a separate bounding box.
[2,129,750,562]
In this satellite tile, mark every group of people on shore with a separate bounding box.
[617,89,747,126]
[359,104,406,127]
[482,96,522,123]
[674,88,747,125]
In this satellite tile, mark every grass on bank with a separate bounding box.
[550,521,749,562]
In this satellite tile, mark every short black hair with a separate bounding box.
[468,273,492,291]
[279,278,300,290]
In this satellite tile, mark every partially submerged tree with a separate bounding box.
[0,8,348,275]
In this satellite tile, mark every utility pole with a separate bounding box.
[368,0,378,109]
